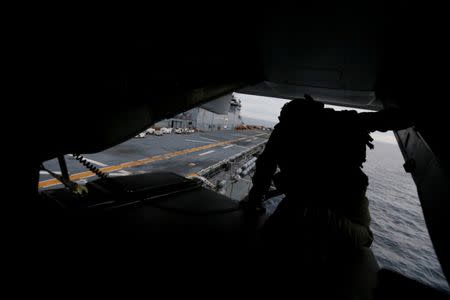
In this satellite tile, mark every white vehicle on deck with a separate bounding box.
[135,132,147,138]
[161,127,172,134]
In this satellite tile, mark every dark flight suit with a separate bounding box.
[247,105,412,252]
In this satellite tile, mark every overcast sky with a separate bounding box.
[233,93,397,145]
[233,93,289,123]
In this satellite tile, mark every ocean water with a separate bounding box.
[364,141,449,292]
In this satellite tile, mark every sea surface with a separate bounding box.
[364,140,449,292]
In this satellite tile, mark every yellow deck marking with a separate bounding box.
[185,173,199,178]
[39,134,265,188]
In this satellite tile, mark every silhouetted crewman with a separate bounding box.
[245,95,412,258]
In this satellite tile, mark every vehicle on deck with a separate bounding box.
[161,127,172,134]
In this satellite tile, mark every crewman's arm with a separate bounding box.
[247,125,280,205]
[357,108,413,132]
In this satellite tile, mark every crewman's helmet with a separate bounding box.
[278,94,324,122]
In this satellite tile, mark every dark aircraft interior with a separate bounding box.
[25,1,449,298]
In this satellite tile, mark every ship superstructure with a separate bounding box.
[154,94,242,131]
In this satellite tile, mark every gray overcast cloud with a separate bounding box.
[233,93,289,123]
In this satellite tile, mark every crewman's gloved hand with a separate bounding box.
[241,192,266,215]
[376,108,414,132]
